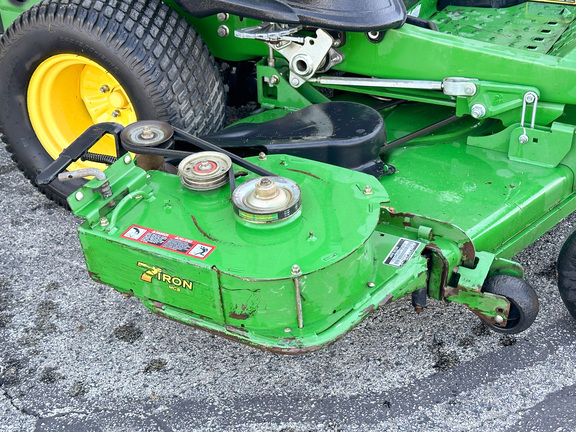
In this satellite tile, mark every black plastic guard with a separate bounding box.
[201,102,386,177]
[437,0,525,9]
[175,0,406,31]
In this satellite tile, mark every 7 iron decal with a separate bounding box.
[121,225,215,260]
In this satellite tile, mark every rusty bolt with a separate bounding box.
[140,126,154,140]
[363,185,373,195]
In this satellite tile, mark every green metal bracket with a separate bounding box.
[257,60,329,111]
[456,82,539,122]
[67,157,151,227]
[468,121,575,167]
[380,207,474,267]
[443,251,511,327]
[508,122,575,167]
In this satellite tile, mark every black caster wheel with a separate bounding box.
[557,229,576,320]
[482,274,539,334]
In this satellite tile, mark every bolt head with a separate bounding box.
[75,191,84,201]
[124,155,132,164]
[291,78,299,86]
[470,104,486,119]
[464,85,475,95]
[258,152,267,160]
[367,282,376,288]
[100,217,109,227]
[291,264,301,275]
[525,92,536,103]
[363,185,373,195]
[269,75,280,85]
[518,134,529,144]
[111,110,120,118]
[216,12,229,22]
[495,315,504,324]
[217,25,229,38]
[99,85,109,93]
[284,327,292,333]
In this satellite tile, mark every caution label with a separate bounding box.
[383,238,421,267]
[121,225,215,260]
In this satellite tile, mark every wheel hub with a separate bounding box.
[27,54,137,171]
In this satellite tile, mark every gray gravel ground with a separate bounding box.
[1,142,576,432]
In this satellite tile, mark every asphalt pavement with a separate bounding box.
[1,142,576,432]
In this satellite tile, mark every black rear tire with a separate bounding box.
[482,274,539,334]
[557,229,576,320]
[0,0,225,205]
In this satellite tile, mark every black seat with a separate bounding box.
[173,0,407,31]
[201,102,386,177]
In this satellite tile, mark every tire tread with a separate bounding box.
[0,0,225,205]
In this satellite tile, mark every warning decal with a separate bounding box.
[383,238,421,267]
[121,225,215,260]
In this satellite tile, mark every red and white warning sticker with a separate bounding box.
[121,225,215,260]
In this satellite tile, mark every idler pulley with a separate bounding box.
[120,121,175,171]
[178,151,232,191]
[232,176,302,223]
[120,120,174,148]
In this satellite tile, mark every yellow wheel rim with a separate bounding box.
[28,54,137,171]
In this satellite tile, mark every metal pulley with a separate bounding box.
[120,121,174,148]
[178,151,232,190]
[232,176,302,223]
[120,121,175,171]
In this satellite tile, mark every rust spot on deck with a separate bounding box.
[229,312,250,320]
[379,294,394,307]
[88,271,104,284]
[191,215,219,242]
[286,168,321,180]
